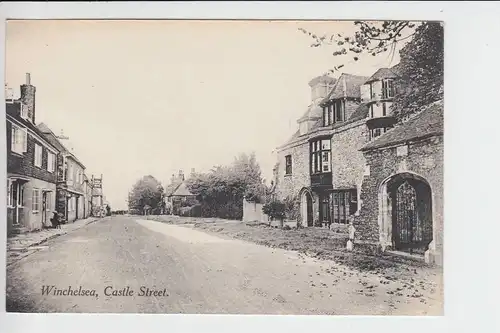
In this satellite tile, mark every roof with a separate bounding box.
[297,103,323,122]
[348,103,370,121]
[361,100,444,151]
[37,122,86,168]
[308,74,336,87]
[164,182,182,196]
[172,182,195,197]
[320,73,369,104]
[364,67,400,84]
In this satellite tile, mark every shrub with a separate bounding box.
[262,200,286,221]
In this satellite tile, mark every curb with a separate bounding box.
[6,217,101,268]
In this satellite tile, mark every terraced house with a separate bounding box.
[6,74,59,235]
[273,64,444,265]
[37,123,87,223]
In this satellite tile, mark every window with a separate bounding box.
[382,79,395,99]
[332,100,345,123]
[310,138,331,174]
[323,104,334,127]
[21,103,29,119]
[46,192,52,211]
[34,144,43,167]
[32,188,40,212]
[332,189,358,224]
[18,186,24,207]
[47,152,56,173]
[285,155,292,175]
[7,180,13,207]
[11,124,27,154]
[369,127,392,141]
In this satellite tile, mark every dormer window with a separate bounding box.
[382,79,395,99]
[322,105,333,126]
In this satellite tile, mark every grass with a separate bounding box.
[142,215,441,278]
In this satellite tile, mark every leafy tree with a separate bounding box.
[128,175,165,214]
[185,152,268,219]
[299,21,444,119]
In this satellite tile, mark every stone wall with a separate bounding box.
[331,120,369,191]
[242,199,270,223]
[275,140,311,200]
[354,135,444,265]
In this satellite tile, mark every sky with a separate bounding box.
[6,20,407,210]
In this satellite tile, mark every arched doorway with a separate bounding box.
[379,173,433,255]
[300,188,314,227]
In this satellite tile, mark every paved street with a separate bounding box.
[6,216,442,315]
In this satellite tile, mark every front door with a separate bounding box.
[306,194,313,227]
[41,192,47,226]
[319,193,331,226]
[12,182,19,225]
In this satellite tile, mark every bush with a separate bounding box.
[262,200,286,221]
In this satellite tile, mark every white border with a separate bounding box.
[1,2,500,333]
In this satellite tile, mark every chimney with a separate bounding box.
[308,74,336,104]
[190,168,195,175]
[20,73,36,123]
[170,174,175,183]
[178,170,184,181]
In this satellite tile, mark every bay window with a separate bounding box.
[310,138,331,174]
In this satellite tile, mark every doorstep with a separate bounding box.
[385,250,425,262]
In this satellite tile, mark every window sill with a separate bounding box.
[284,174,292,177]
[10,151,24,157]
[32,211,39,214]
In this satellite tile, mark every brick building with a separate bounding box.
[37,123,87,223]
[6,73,59,235]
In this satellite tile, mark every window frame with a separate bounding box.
[34,143,43,168]
[11,124,27,155]
[332,99,346,124]
[32,188,40,213]
[285,155,293,175]
[310,138,332,174]
[382,79,395,99]
[332,189,358,224]
[47,152,56,173]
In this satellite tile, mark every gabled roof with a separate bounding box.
[364,67,400,84]
[320,73,369,105]
[361,99,444,151]
[172,182,195,197]
[37,122,86,168]
[308,75,336,87]
[165,182,182,197]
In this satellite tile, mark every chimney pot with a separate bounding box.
[26,73,31,85]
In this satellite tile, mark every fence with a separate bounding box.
[242,199,270,223]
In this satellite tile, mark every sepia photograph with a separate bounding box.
[4,18,444,315]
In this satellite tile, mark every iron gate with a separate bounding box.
[391,179,433,253]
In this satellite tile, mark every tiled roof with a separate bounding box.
[297,104,323,122]
[320,73,369,104]
[361,100,444,151]
[348,103,370,121]
[364,67,399,84]
[165,182,182,196]
[172,182,195,197]
[37,122,86,168]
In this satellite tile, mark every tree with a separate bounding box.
[299,21,444,119]
[185,152,268,219]
[128,175,165,215]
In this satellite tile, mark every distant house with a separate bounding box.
[164,170,197,215]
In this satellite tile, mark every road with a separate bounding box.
[6,216,443,315]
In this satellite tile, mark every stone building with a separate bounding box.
[274,72,371,228]
[6,74,59,234]
[354,100,444,265]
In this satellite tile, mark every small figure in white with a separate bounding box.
[346,221,356,251]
